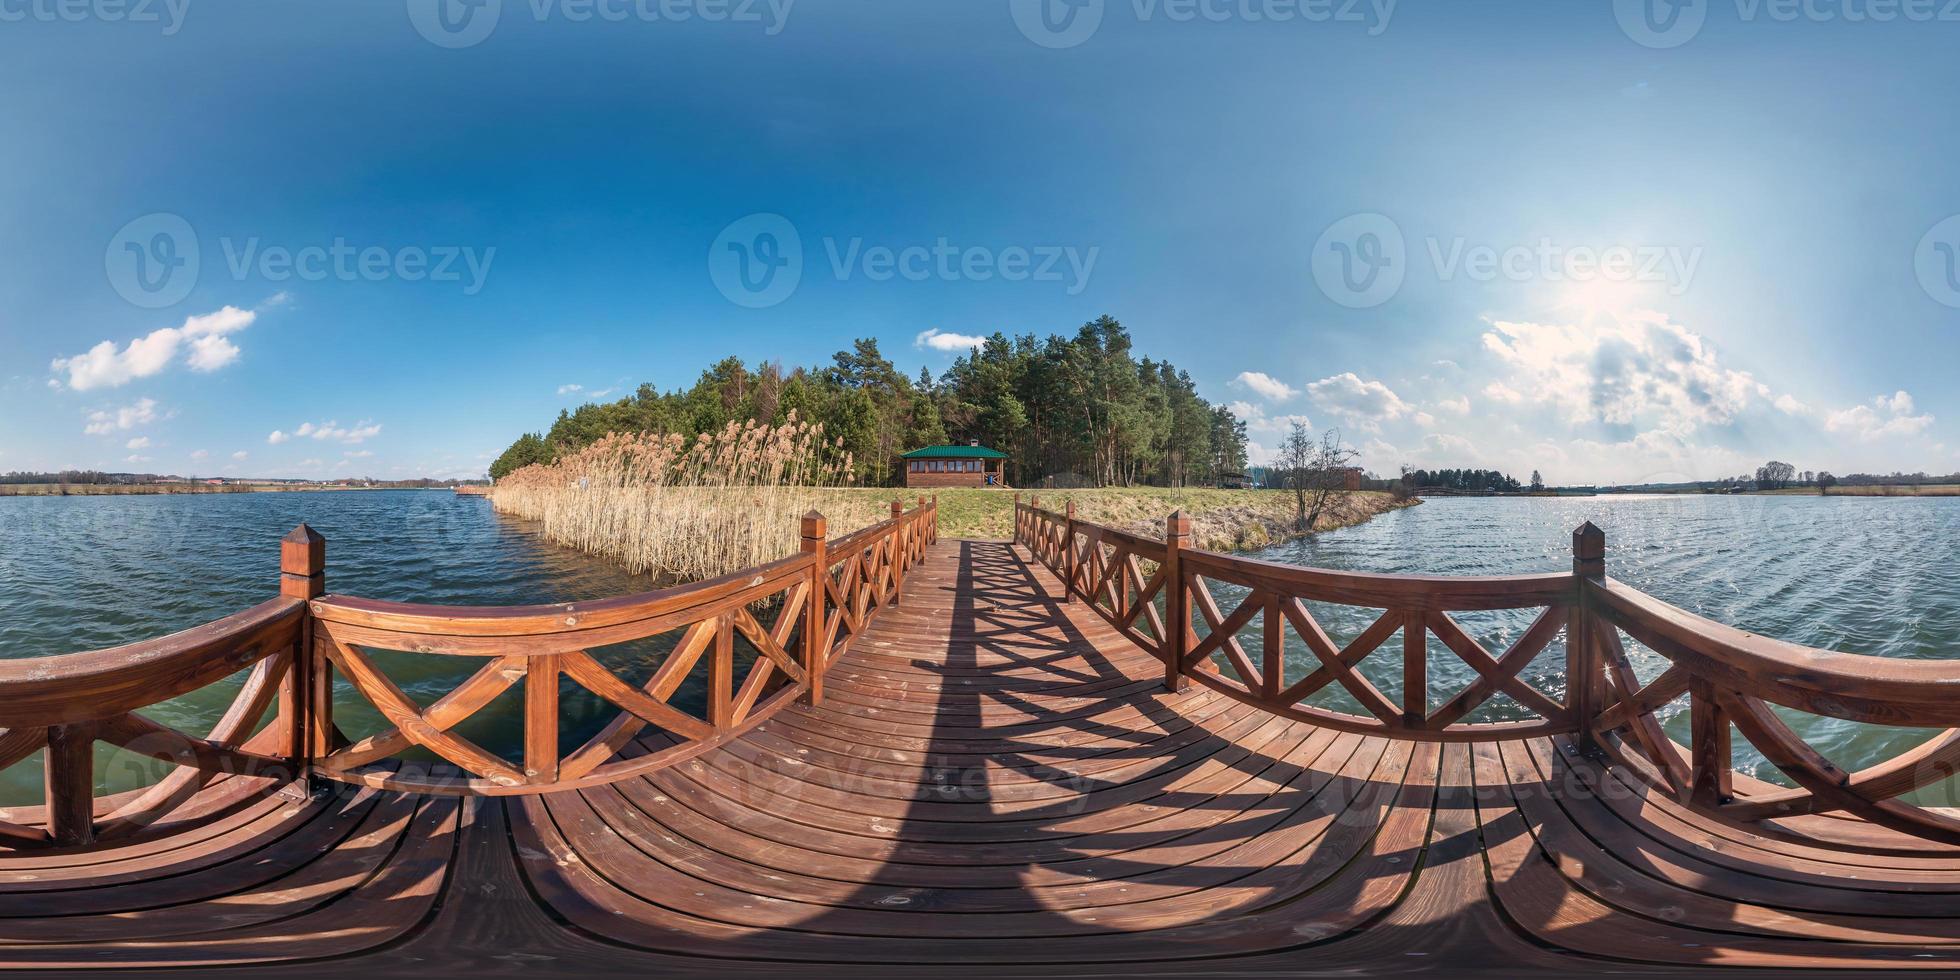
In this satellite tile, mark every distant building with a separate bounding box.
[902,442,1009,488]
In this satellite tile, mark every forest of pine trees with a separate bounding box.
[491,316,1252,489]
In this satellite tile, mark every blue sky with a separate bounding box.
[3,0,1957,484]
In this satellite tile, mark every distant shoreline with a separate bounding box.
[0,484,462,497]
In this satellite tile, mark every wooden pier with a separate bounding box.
[7,497,1960,974]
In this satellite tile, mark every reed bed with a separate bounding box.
[489,417,892,581]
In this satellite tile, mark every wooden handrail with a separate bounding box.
[0,534,314,849]
[303,500,937,796]
[1014,501,1960,845]
[1014,500,1580,743]
[0,500,942,844]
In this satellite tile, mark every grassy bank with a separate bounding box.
[1754,485,1960,497]
[821,486,1416,551]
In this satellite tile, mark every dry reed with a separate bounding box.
[489,415,891,581]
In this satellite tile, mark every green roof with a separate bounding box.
[901,444,1008,460]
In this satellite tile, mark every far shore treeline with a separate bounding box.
[491,317,1251,489]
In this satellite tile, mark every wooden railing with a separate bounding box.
[307,498,935,795]
[0,532,314,847]
[1016,497,1960,844]
[0,499,936,843]
[1016,496,1579,742]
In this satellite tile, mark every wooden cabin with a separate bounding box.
[902,442,1008,488]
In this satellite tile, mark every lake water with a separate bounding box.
[3,491,1957,805]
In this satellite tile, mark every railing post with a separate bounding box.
[1571,522,1606,748]
[279,524,327,787]
[801,511,828,706]
[524,654,560,785]
[44,721,95,847]
[890,499,906,604]
[918,495,929,557]
[1163,510,1191,693]
[1063,501,1078,602]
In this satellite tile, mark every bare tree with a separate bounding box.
[1276,423,1360,533]
[1530,469,1545,492]
[1755,460,1796,491]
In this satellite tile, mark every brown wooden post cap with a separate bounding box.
[1573,522,1606,576]
[801,510,827,539]
[281,524,325,576]
[1166,510,1192,538]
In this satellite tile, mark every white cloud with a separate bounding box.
[1306,373,1412,424]
[1436,396,1471,415]
[125,436,151,450]
[190,449,209,461]
[1826,391,1935,440]
[343,449,374,458]
[232,450,249,460]
[276,420,383,445]
[1479,312,1763,434]
[50,306,256,391]
[915,328,986,352]
[1231,371,1297,402]
[1228,400,1310,434]
[1483,382,1524,404]
[83,397,161,435]
[126,454,152,463]
[1773,393,1811,417]
[557,383,584,396]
